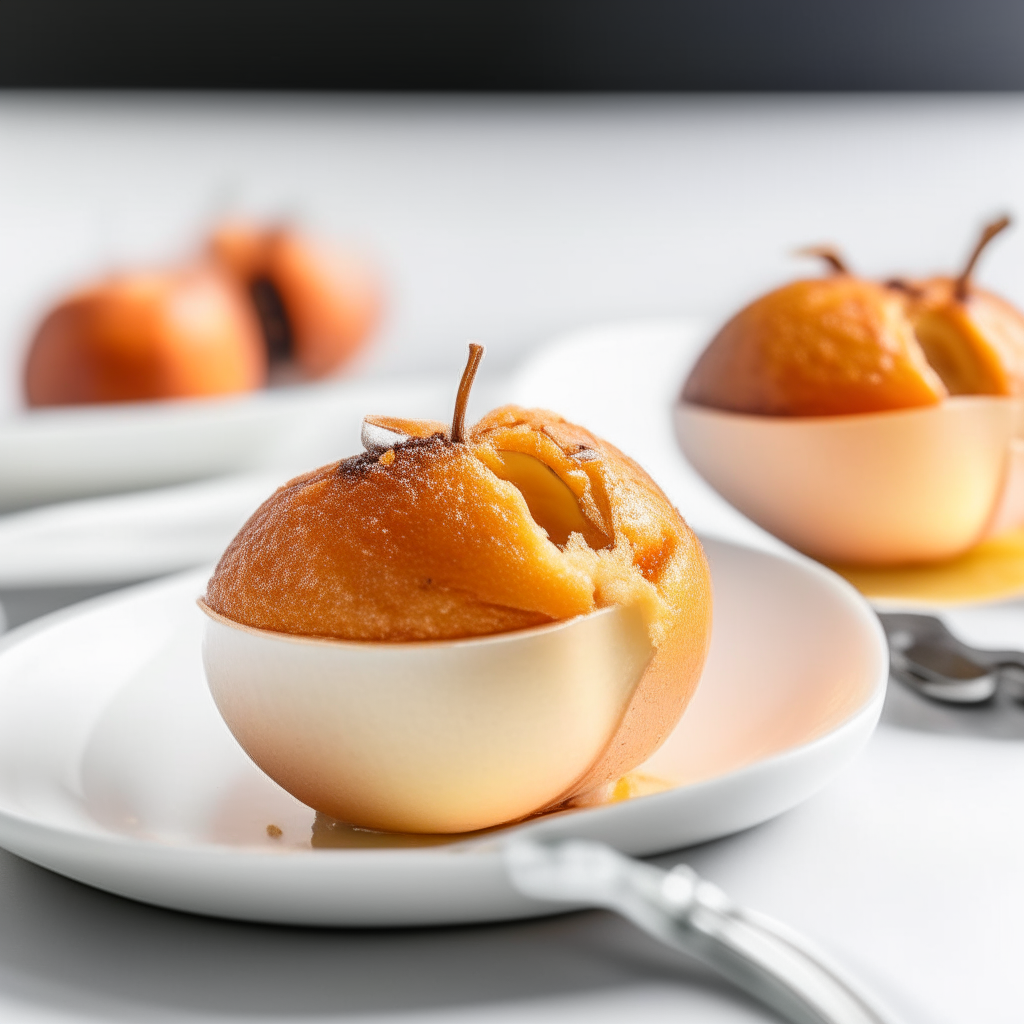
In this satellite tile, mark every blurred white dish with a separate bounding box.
[0,473,279,587]
[0,374,447,514]
[0,537,886,926]
[0,375,449,587]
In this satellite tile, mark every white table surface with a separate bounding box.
[2,94,1024,1023]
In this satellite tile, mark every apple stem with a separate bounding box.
[451,343,485,443]
[955,214,1012,300]
[795,245,850,276]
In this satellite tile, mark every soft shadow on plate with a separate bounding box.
[0,582,130,632]
[882,672,1024,741]
[879,597,1024,740]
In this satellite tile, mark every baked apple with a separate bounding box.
[676,218,1024,566]
[25,267,266,407]
[209,222,381,380]
[683,217,1024,416]
[201,346,712,833]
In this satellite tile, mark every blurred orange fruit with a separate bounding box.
[209,222,382,379]
[24,267,266,407]
[684,217,1024,416]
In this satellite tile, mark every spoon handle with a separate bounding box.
[505,838,900,1024]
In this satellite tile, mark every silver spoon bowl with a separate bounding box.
[879,613,1024,705]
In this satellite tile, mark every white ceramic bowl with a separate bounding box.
[676,396,1024,565]
[200,602,655,834]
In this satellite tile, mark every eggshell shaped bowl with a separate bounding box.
[676,395,1024,566]
[200,602,655,835]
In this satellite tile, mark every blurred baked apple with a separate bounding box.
[209,222,381,379]
[25,267,266,407]
[683,217,1024,416]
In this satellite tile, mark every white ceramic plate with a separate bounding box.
[0,374,448,514]
[0,537,886,927]
[0,473,281,588]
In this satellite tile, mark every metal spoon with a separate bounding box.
[505,838,901,1024]
[878,613,1024,705]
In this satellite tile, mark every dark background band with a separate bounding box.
[1,0,1021,91]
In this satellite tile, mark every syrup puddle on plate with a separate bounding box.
[829,527,1024,606]
[235,771,675,851]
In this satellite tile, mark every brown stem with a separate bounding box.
[955,214,1012,301]
[450,343,485,443]
[884,278,923,297]
[794,245,850,276]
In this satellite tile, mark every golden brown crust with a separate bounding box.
[206,438,562,641]
[206,409,710,645]
[683,270,1024,417]
[683,278,947,416]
